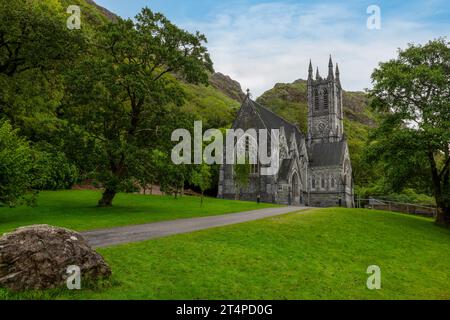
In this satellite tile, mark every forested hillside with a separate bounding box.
[64,0,241,129]
[0,0,237,206]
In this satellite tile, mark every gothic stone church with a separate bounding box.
[217,57,355,207]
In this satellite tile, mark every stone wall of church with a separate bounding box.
[218,164,277,203]
[219,161,354,207]
[309,192,343,207]
[275,185,308,205]
[307,166,351,207]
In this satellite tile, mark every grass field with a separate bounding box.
[1,207,449,300]
[0,190,278,235]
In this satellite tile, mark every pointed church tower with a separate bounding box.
[307,56,344,144]
[308,60,313,82]
[327,55,334,80]
[335,63,340,82]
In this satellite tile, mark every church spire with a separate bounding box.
[308,60,313,81]
[316,67,320,80]
[328,55,334,80]
[335,63,340,82]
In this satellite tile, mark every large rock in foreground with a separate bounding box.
[0,225,111,291]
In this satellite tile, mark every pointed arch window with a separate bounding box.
[311,177,316,189]
[323,88,329,109]
[331,176,335,189]
[321,175,326,189]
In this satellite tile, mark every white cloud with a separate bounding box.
[181,2,449,97]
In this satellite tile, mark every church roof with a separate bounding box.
[234,95,347,168]
[237,96,305,145]
[308,140,346,167]
[278,158,294,181]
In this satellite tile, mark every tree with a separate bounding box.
[0,0,84,125]
[63,8,213,206]
[160,163,189,199]
[30,146,78,191]
[0,120,35,207]
[0,0,85,198]
[0,0,83,78]
[191,163,212,205]
[369,38,450,227]
[131,149,160,195]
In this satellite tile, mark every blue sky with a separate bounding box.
[94,0,450,96]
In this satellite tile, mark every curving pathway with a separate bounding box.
[82,206,310,248]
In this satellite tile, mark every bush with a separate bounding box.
[30,149,78,190]
[356,184,436,206]
[0,120,35,207]
[386,189,436,206]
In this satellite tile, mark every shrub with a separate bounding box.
[0,120,35,207]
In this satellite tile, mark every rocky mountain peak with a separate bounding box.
[209,73,246,103]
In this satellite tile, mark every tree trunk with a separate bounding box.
[98,188,117,207]
[427,147,450,227]
[435,206,450,227]
[440,150,450,227]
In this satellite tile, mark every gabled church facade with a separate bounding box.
[217,58,354,207]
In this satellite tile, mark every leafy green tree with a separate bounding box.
[0,0,84,124]
[0,0,86,197]
[0,120,35,207]
[30,147,78,190]
[369,39,450,227]
[160,163,189,199]
[151,149,190,198]
[0,0,83,77]
[130,149,160,195]
[191,163,212,205]
[64,8,213,206]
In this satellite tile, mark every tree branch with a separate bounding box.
[153,68,172,81]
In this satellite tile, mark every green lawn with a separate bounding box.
[2,207,449,300]
[0,190,278,235]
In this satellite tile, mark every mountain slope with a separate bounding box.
[209,73,246,103]
[179,79,241,128]
[60,0,116,27]
[64,0,240,129]
[256,79,376,132]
